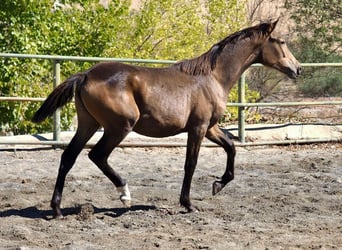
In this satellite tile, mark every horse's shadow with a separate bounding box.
[0,204,156,220]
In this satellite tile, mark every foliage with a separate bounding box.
[0,0,130,134]
[298,68,342,97]
[284,0,342,97]
[104,0,247,60]
[220,83,261,124]
[0,0,250,135]
[285,0,341,61]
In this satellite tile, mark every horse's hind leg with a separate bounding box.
[88,124,133,207]
[51,98,100,218]
[205,124,236,195]
[51,119,99,218]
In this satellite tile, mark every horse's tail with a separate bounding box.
[32,73,86,123]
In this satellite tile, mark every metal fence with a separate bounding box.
[1,53,342,146]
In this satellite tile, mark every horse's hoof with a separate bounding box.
[51,207,64,220]
[120,196,131,208]
[183,204,200,213]
[52,213,64,220]
[188,207,199,213]
[212,181,224,195]
[117,184,131,208]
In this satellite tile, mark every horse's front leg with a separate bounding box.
[205,125,235,195]
[180,128,206,212]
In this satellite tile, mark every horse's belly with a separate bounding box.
[133,114,186,138]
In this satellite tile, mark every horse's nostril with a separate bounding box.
[297,67,302,75]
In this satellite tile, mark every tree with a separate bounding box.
[105,0,255,123]
[105,0,247,60]
[285,0,342,97]
[0,0,252,134]
[0,0,131,134]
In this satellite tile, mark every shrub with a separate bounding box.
[220,83,261,124]
[0,0,248,134]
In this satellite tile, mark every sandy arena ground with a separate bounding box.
[0,143,341,249]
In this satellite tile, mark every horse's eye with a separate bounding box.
[280,40,285,45]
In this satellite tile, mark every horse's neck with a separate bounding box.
[213,41,260,91]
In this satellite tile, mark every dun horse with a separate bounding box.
[33,20,301,218]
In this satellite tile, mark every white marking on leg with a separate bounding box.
[117,184,131,207]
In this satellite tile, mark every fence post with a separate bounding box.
[238,72,246,143]
[53,60,61,142]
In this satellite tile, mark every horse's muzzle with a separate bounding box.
[297,65,302,76]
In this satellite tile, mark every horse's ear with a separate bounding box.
[269,18,279,33]
[260,19,279,36]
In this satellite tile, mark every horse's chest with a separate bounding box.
[215,100,227,116]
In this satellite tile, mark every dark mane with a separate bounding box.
[172,22,270,75]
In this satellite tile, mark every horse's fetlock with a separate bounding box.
[117,184,131,208]
[224,172,234,182]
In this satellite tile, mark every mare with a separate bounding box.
[33,20,301,218]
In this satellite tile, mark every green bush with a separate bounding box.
[285,0,342,97]
[298,68,342,97]
[220,84,261,124]
[288,38,342,97]
[0,0,249,135]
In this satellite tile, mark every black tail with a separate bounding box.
[32,73,86,123]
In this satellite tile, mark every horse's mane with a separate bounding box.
[172,22,271,76]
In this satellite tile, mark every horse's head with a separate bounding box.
[257,20,301,79]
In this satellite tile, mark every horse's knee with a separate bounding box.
[231,144,236,156]
[225,141,236,156]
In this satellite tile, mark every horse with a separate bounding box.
[32,20,301,218]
